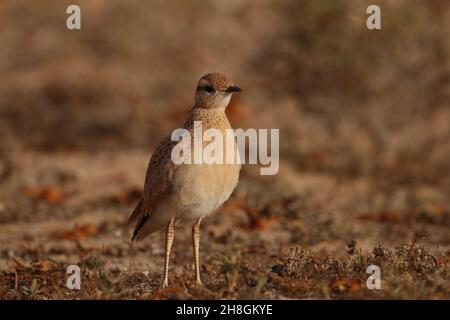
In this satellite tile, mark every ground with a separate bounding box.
[0,149,448,299]
[0,0,449,299]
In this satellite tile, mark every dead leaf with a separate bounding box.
[25,186,65,204]
[331,279,363,293]
[55,223,99,240]
[12,258,30,271]
[232,200,279,230]
[32,260,59,272]
[12,258,59,273]
[253,216,280,230]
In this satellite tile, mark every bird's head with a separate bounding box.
[194,73,241,110]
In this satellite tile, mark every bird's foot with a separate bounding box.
[161,279,169,289]
[194,277,203,287]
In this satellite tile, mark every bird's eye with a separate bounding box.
[204,86,214,93]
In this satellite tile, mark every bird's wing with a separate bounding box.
[128,197,142,225]
[128,136,177,237]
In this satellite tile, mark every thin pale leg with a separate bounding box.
[162,217,175,288]
[192,218,203,286]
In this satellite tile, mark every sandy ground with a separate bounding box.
[0,0,449,299]
[0,149,448,299]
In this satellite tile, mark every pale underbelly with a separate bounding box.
[175,163,240,220]
[139,163,240,237]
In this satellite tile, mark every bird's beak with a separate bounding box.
[225,85,242,93]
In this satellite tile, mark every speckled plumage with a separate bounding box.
[128,73,242,287]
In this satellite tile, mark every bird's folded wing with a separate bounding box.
[128,198,143,226]
[127,136,176,228]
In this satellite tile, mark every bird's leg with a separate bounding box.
[192,217,203,286]
[162,217,175,288]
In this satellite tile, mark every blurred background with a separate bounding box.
[0,0,449,299]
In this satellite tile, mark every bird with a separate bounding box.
[128,73,242,287]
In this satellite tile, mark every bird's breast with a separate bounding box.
[173,111,241,219]
[174,162,240,219]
